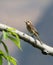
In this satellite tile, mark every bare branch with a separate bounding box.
[0,23,53,56]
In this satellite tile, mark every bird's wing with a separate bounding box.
[31,25,39,35]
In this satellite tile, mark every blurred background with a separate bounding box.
[0,0,53,65]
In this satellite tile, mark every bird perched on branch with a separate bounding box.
[24,20,42,44]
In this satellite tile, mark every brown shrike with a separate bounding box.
[25,21,42,44]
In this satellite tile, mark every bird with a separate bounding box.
[24,20,42,44]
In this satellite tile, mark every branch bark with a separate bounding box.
[0,23,53,56]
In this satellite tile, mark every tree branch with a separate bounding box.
[0,23,53,56]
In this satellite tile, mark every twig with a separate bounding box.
[0,23,53,56]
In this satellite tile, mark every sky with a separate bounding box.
[0,0,52,28]
[0,0,53,65]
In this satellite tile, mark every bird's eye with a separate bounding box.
[28,21,30,23]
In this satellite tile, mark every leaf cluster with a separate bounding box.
[0,27,21,65]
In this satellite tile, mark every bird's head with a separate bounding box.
[24,20,32,26]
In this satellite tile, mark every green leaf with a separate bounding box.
[8,61,11,65]
[1,41,9,54]
[0,50,4,55]
[0,50,7,59]
[0,50,17,65]
[7,27,16,32]
[7,56,17,65]
[8,35,21,50]
[3,31,8,40]
[0,55,3,65]
[2,28,21,50]
[11,32,21,50]
[7,27,21,50]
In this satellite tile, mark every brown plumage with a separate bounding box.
[25,21,42,44]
